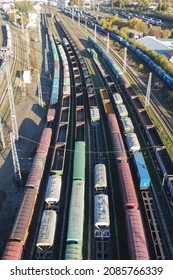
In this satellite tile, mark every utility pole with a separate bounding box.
[37,74,43,107]
[10,132,22,186]
[14,10,16,26]
[94,24,97,42]
[26,28,30,69]
[145,72,152,107]
[45,49,48,73]
[38,11,41,42]
[0,116,6,149]
[46,34,49,52]
[123,47,127,73]
[5,55,18,140]
[21,13,24,34]
[106,32,109,53]
[78,13,80,26]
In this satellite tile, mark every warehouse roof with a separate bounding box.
[137,36,173,54]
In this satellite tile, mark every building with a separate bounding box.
[128,29,143,39]
[137,36,173,54]
[137,36,173,63]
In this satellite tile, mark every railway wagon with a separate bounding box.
[37,128,52,154]
[94,194,110,238]
[116,104,128,118]
[65,180,85,260]
[117,162,138,209]
[133,152,151,189]
[107,113,120,133]
[94,164,107,191]
[126,209,149,260]
[126,133,140,153]
[47,109,56,122]
[2,241,23,260]
[72,141,86,181]
[90,107,100,123]
[36,210,57,251]
[107,114,127,162]
[25,153,47,189]
[88,36,130,88]
[2,188,38,260]
[121,117,134,133]
[113,93,123,105]
[45,175,62,206]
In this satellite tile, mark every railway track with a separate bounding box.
[0,27,27,131]
[59,12,173,143]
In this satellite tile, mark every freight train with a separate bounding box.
[35,174,62,260]
[65,141,86,260]
[89,24,173,89]
[63,7,173,89]
[2,30,61,260]
[2,128,53,260]
[89,35,173,199]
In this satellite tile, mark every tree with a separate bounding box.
[139,64,144,71]
[138,0,150,11]
[15,1,33,12]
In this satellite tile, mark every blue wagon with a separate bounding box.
[133,151,151,189]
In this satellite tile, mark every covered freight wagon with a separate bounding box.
[94,164,107,191]
[36,210,57,250]
[90,107,100,123]
[66,180,85,258]
[126,209,149,260]
[45,175,62,205]
[133,152,151,189]
[73,141,85,181]
[116,104,128,118]
[118,162,138,209]
[113,93,123,105]
[121,117,134,133]
[94,194,110,238]
[126,133,140,153]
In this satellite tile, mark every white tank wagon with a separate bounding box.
[113,93,123,105]
[126,133,140,153]
[94,194,110,238]
[94,164,107,191]
[36,210,57,256]
[45,175,62,207]
[121,117,134,133]
[116,104,128,118]
[90,107,100,123]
